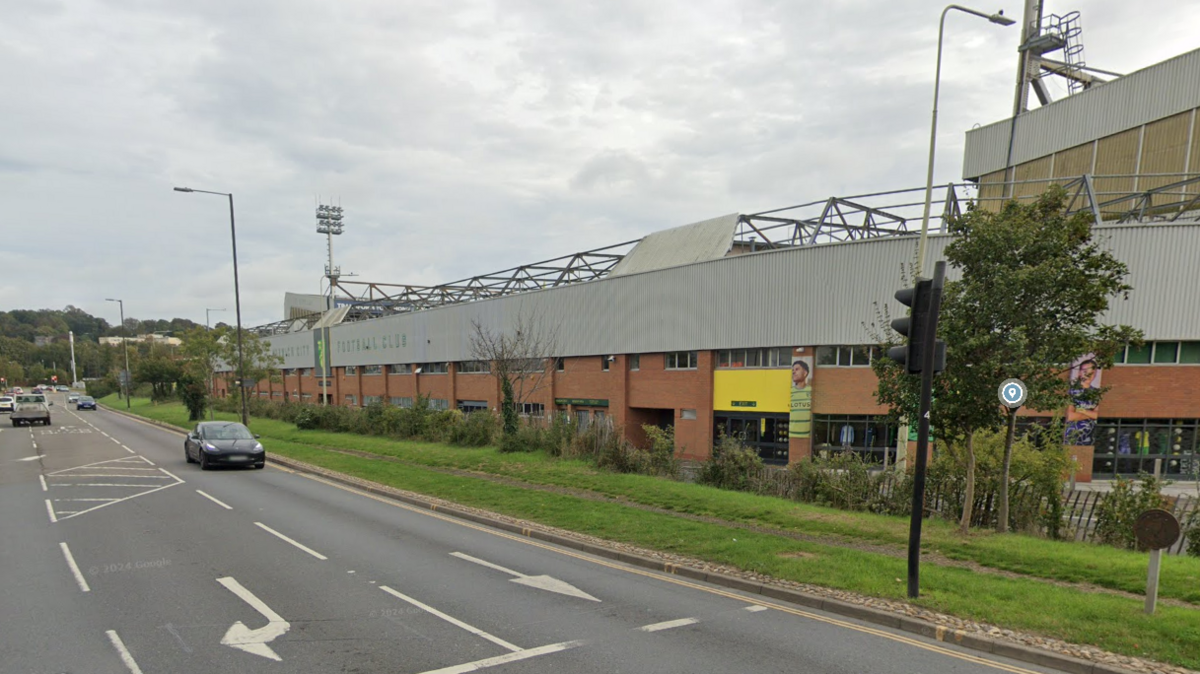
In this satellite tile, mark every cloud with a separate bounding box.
[1,0,1195,327]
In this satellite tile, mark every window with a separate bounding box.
[390,396,414,408]
[1154,342,1179,364]
[680,409,697,420]
[363,365,383,376]
[388,364,412,374]
[815,345,880,367]
[811,414,899,465]
[629,354,640,371]
[574,409,590,427]
[1116,341,1200,365]
[422,362,449,374]
[520,402,545,417]
[665,351,698,370]
[301,393,313,401]
[363,395,382,405]
[300,368,313,376]
[514,358,544,373]
[345,394,357,406]
[555,357,565,372]
[458,400,488,413]
[1093,418,1200,478]
[428,398,449,410]
[458,360,490,374]
[717,348,791,368]
[345,366,358,376]
[601,356,610,371]
[273,391,282,397]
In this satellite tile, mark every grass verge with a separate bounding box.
[104,395,1200,668]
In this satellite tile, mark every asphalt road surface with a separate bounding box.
[0,393,1067,674]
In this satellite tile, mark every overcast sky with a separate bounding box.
[3,0,1197,329]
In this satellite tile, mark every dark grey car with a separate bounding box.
[184,421,265,470]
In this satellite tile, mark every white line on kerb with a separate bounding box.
[254,522,327,560]
[60,542,90,592]
[196,490,233,510]
[106,630,146,674]
[45,499,58,523]
[637,617,699,632]
[380,585,522,652]
[415,640,585,674]
[39,475,47,492]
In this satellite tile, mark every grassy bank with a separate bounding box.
[103,395,1200,668]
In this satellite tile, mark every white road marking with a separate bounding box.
[60,542,90,592]
[52,474,173,479]
[45,499,58,523]
[450,551,600,601]
[416,640,585,674]
[254,522,327,560]
[745,605,769,612]
[123,446,135,454]
[379,585,522,652]
[18,455,44,461]
[31,441,37,450]
[54,483,172,487]
[197,490,233,510]
[55,498,119,502]
[106,630,146,674]
[637,617,699,632]
[39,475,48,491]
[111,437,121,445]
[100,431,110,437]
[216,576,291,661]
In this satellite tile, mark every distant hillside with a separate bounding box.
[0,306,201,343]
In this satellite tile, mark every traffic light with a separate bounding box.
[887,278,946,374]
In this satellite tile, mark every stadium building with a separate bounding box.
[228,46,1200,483]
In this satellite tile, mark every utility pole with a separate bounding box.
[69,331,78,388]
[105,298,132,410]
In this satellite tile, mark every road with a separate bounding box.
[0,393,1065,674]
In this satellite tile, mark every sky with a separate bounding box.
[2,0,1197,329]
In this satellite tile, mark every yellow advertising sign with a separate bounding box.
[713,370,791,413]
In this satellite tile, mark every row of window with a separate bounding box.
[284,341,1200,379]
[1113,341,1200,365]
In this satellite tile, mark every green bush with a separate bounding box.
[176,373,208,421]
[449,411,499,447]
[698,433,764,492]
[1184,507,1200,558]
[1094,474,1169,550]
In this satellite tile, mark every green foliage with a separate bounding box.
[1184,508,1200,558]
[698,433,764,491]
[500,378,519,437]
[134,350,182,401]
[449,411,499,447]
[1093,475,1169,550]
[176,372,208,421]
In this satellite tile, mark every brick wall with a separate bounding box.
[812,366,887,415]
[1098,366,1200,419]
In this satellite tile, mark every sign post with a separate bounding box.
[1134,509,1181,615]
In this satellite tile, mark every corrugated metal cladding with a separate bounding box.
[608,213,737,276]
[962,48,1200,179]
[262,222,1200,368]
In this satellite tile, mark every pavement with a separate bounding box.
[0,393,1077,674]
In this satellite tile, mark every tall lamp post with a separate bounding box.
[105,298,131,410]
[316,203,344,406]
[915,5,1015,276]
[174,187,249,427]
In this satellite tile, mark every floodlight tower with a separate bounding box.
[316,202,344,405]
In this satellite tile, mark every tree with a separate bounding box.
[469,306,560,437]
[219,329,283,406]
[135,350,182,401]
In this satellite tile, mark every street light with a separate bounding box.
[915,5,1015,276]
[174,186,249,427]
[105,298,131,410]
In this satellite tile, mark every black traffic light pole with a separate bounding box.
[906,260,946,599]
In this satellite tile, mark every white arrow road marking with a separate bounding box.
[216,576,290,661]
[450,552,600,602]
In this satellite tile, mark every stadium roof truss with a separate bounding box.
[250,173,1199,335]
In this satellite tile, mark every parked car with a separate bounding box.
[75,396,97,410]
[184,421,266,470]
[0,396,14,414]
[67,393,80,403]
